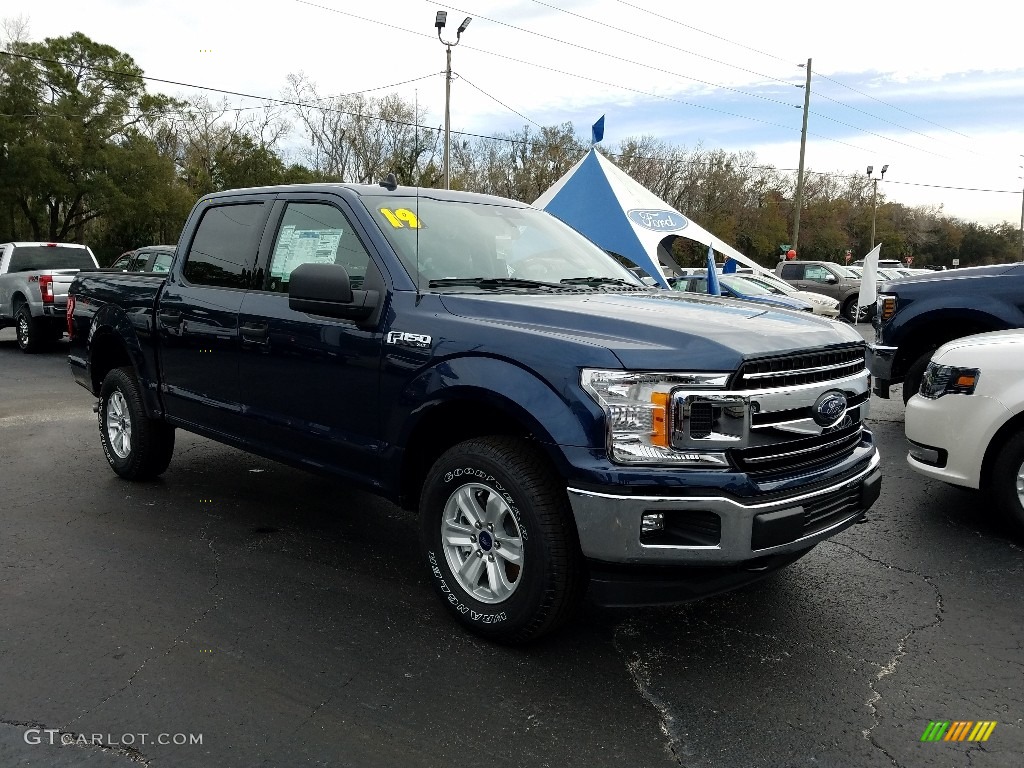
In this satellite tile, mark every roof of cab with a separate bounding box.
[202,183,533,209]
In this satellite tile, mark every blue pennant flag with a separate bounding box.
[706,245,721,296]
[722,257,738,274]
[591,115,605,145]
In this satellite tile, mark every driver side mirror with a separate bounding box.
[288,262,378,321]
[825,275,838,284]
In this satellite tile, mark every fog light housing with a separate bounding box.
[641,512,665,534]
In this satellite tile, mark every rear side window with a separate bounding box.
[183,203,266,288]
[8,246,95,271]
[151,253,173,273]
[780,264,803,279]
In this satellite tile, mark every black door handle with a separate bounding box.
[240,322,269,343]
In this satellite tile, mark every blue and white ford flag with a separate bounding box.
[706,245,721,296]
[591,115,605,145]
[722,257,738,274]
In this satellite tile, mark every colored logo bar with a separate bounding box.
[920,721,997,742]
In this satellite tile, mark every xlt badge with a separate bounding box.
[387,331,432,349]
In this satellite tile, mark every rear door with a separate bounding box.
[778,262,807,290]
[236,195,387,480]
[156,196,272,436]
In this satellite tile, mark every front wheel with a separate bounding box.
[902,350,935,405]
[842,297,869,323]
[419,436,583,643]
[98,367,175,479]
[989,430,1024,540]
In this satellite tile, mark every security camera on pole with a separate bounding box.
[435,10,472,191]
[866,164,888,248]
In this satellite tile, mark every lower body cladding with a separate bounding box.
[567,451,881,607]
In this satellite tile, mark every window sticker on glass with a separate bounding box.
[270,226,344,279]
[379,207,425,229]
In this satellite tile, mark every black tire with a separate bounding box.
[842,296,868,324]
[989,430,1024,540]
[98,367,175,480]
[419,436,584,643]
[902,350,935,405]
[15,304,44,353]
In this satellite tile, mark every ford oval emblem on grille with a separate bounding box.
[812,390,848,428]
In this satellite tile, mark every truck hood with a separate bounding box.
[438,291,862,370]
[881,262,1022,290]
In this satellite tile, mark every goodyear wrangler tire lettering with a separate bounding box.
[419,437,583,643]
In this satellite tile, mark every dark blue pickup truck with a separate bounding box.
[867,263,1024,402]
[68,183,881,642]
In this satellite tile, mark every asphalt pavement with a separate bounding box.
[1,328,1021,768]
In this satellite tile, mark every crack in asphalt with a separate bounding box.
[0,717,150,765]
[612,621,687,767]
[823,541,945,768]
[62,520,223,732]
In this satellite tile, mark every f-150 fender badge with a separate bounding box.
[386,331,432,348]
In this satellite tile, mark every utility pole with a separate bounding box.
[435,11,471,190]
[792,58,812,252]
[867,164,888,248]
[1019,155,1023,261]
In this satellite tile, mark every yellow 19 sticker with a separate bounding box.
[379,207,424,229]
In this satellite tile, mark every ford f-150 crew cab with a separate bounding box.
[867,263,1024,403]
[68,183,882,642]
[0,241,99,352]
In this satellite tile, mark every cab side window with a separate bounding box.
[780,264,803,279]
[804,265,831,282]
[183,203,266,289]
[264,203,371,293]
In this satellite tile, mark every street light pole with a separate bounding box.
[867,164,888,248]
[792,58,812,252]
[435,11,471,190]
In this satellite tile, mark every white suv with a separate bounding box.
[905,330,1024,536]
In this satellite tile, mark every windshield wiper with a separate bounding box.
[560,276,648,289]
[427,277,572,291]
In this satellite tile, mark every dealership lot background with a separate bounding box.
[1,328,1021,767]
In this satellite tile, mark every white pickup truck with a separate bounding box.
[0,241,99,352]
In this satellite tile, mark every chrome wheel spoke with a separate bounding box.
[493,536,523,565]
[456,486,486,527]
[485,558,513,600]
[458,551,485,586]
[443,520,475,547]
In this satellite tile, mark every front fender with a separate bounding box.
[390,354,601,450]
[888,301,1018,371]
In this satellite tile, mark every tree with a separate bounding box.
[0,32,178,241]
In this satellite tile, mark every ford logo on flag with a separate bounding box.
[627,209,688,231]
[812,391,848,428]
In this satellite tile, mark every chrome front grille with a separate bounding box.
[732,422,864,476]
[734,346,866,390]
[671,345,871,478]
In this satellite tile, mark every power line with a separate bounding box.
[432,2,801,110]
[3,50,1017,199]
[456,74,544,129]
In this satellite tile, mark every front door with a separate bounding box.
[236,199,386,481]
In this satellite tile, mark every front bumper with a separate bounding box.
[567,450,881,568]
[904,392,1011,489]
[867,344,898,397]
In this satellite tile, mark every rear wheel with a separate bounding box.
[98,367,175,479]
[15,305,44,353]
[419,436,583,643]
[989,430,1024,540]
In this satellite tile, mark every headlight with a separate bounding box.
[877,294,897,322]
[918,363,980,399]
[580,369,730,465]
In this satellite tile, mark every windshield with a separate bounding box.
[831,264,858,278]
[363,196,644,290]
[8,245,96,272]
[720,275,774,296]
[742,273,792,295]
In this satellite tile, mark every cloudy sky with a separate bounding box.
[7,0,1024,227]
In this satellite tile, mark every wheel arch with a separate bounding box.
[980,410,1024,489]
[87,306,161,417]
[893,310,1004,379]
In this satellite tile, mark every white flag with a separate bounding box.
[857,243,881,322]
